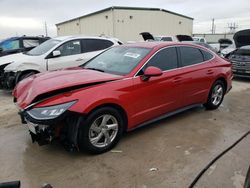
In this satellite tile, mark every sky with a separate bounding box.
[0,0,249,39]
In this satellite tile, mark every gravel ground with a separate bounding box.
[0,78,249,188]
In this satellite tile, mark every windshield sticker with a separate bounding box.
[124,52,141,59]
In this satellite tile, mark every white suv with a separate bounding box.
[0,36,122,89]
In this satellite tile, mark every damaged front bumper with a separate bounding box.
[19,110,85,151]
[27,122,53,146]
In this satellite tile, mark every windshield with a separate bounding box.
[26,39,61,56]
[83,46,151,75]
[240,45,250,50]
[0,38,20,51]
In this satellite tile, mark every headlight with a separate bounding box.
[26,101,76,120]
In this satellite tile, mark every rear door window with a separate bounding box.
[179,46,204,67]
[82,39,114,53]
[142,47,178,72]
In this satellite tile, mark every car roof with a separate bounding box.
[53,35,118,42]
[121,41,180,49]
[182,41,202,44]
[121,42,215,54]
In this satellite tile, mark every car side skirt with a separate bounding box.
[128,104,203,131]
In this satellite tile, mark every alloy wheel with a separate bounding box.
[211,84,224,106]
[89,114,118,148]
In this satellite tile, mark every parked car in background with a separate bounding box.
[154,36,178,42]
[0,36,122,89]
[218,38,233,50]
[193,37,207,43]
[209,43,220,53]
[140,32,193,42]
[14,42,232,154]
[183,41,217,53]
[0,36,49,57]
[220,43,236,57]
[227,29,250,78]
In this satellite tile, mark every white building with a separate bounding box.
[56,6,193,42]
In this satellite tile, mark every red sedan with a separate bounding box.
[13,42,233,154]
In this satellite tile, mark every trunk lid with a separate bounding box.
[140,32,155,41]
[233,29,250,48]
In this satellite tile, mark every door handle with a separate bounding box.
[173,77,182,83]
[206,70,214,75]
[75,58,84,61]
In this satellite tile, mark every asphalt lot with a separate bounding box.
[0,78,249,188]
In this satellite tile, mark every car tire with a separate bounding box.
[204,80,225,110]
[244,165,250,188]
[78,107,124,154]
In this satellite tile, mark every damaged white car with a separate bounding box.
[0,36,122,89]
[226,29,250,78]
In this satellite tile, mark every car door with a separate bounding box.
[131,47,183,127]
[47,39,84,70]
[178,46,215,106]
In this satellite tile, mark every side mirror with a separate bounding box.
[52,50,61,57]
[142,66,163,81]
[0,47,3,52]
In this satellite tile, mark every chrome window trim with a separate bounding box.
[134,45,215,78]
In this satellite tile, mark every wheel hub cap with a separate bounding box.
[211,85,223,106]
[89,114,118,148]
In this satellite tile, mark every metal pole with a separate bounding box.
[44,21,48,37]
[211,18,215,34]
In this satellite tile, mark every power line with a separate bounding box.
[227,22,238,34]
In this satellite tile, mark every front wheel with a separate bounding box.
[78,107,124,154]
[204,80,225,110]
[18,71,36,82]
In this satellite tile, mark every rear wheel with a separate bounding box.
[78,107,124,154]
[204,80,225,110]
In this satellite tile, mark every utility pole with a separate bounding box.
[211,18,215,34]
[227,22,238,34]
[44,21,48,37]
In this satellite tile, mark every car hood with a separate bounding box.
[233,29,250,48]
[14,68,124,109]
[0,53,26,67]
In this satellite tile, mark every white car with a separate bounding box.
[220,43,236,57]
[192,37,207,43]
[0,36,122,89]
[153,36,178,42]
